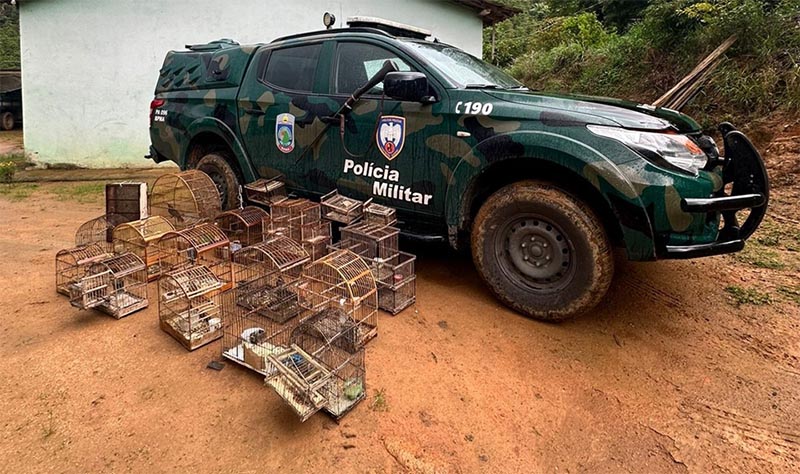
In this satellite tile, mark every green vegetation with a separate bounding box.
[486,0,800,127]
[0,4,19,70]
[777,285,800,305]
[725,285,773,306]
[734,243,786,269]
[370,388,388,412]
[51,183,106,203]
[0,182,37,200]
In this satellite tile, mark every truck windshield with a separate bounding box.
[402,41,525,90]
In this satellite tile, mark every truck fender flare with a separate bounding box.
[444,130,657,260]
[183,117,258,182]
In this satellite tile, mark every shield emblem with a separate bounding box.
[376,115,406,161]
[275,113,295,154]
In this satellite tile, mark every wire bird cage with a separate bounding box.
[159,265,224,351]
[340,222,400,260]
[55,243,113,296]
[298,249,378,347]
[232,237,309,287]
[364,202,397,226]
[112,216,175,281]
[68,253,148,319]
[373,251,417,315]
[157,223,234,289]
[301,221,332,261]
[243,177,288,207]
[75,213,128,251]
[320,190,366,224]
[265,311,366,421]
[214,206,270,248]
[268,198,321,241]
[149,170,221,229]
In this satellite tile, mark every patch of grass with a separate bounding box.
[0,183,38,200]
[52,182,106,203]
[370,388,388,412]
[41,410,56,439]
[777,286,800,305]
[734,244,786,270]
[725,285,773,307]
[0,152,31,182]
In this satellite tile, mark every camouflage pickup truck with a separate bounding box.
[148,20,769,321]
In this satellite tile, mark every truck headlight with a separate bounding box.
[587,125,708,175]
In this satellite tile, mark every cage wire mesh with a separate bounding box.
[340,222,400,260]
[373,251,417,314]
[214,206,269,248]
[55,243,113,296]
[75,213,128,251]
[112,216,175,281]
[232,237,309,287]
[268,198,322,241]
[149,170,221,229]
[68,253,148,319]
[320,190,366,224]
[159,265,224,351]
[157,223,234,289]
[243,176,288,207]
[364,202,397,226]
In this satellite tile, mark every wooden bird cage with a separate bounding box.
[214,206,269,247]
[268,198,321,241]
[243,177,288,207]
[149,170,221,229]
[265,310,366,421]
[298,249,378,346]
[75,213,128,252]
[157,223,233,289]
[232,237,309,286]
[55,243,113,296]
[340,222,400,260]
[112,216,175,281]
[159,265,224,351]
[301,221,332,261]
[373,251,417,315]
[364,202,397,226]
[320,190,366,224]
[68,253,148,319]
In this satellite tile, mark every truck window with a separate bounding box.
[334,43,412,95]
[262,44,322,92]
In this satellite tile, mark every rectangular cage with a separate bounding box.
[214,206,270,248]
[364,202,397,226]
[158,265,224,351]
[320,190,365,224]
[301,220,332,261]
[243,177,288,207]
[270,198,321,241]
[106,182,148,223]
[112,216,175,281]
[371,251,416,286]
[157,223,234,289]
[378,276,417,315]
[339,223,400,260]
[265,309,366,421]
[55,243,113,296]
[68,253,149,319]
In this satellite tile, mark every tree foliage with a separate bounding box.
[0,4,20,70]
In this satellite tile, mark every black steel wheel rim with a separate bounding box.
[494,214,575,292]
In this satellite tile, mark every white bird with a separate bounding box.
[380,122,402,145]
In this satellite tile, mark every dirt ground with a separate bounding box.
[0,126,799,473]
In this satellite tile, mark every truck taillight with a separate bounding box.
[149,98,165,123]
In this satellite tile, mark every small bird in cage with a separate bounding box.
[167,203,185,224]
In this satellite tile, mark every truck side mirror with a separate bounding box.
[384,72,433,103]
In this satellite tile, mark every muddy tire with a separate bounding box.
[471,180,614,321]
[196,152,240,210]
[1,112,14,131]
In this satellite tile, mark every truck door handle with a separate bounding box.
[243,108,265,116]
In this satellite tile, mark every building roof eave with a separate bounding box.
[451,0,521,26]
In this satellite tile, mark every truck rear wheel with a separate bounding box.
[1,112,14,131]
[471,180,614,321]
[196,153,240,210]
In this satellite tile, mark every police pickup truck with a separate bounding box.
[147,18,769,321]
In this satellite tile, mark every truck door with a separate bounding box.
[323,41,449,221]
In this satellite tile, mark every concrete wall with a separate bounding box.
[18,0,484,167]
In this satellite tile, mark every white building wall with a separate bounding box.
[18,0,484,167]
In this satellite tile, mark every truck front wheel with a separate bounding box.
[471,181,614,321]
[196,153,240,210]
[1,112,14,131]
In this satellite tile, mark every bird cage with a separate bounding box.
[232,237,309,286]
[75,213,128,252]
[340,222,400,260]
[364,202,397,226]
[298,249,378,346]
[149,170,221,229]
[68,253,148,319]
[157,223,234,289]
[159,265,224,351]
[55,243,113,296]
[214,206,270,247]
[265,310,366,421]
[112,216,175,281]
[301,221,332,261]
[269,198,321,241]
[243,177,288,207]
[320,190,366,224]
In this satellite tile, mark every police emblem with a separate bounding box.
[376,115,406,161]
[275,113,295,154]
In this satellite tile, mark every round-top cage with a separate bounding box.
[75,213,128,251]
[215,206,270,247]
[55,243,113,295]
[112,216,175,280]
[71,253,148,318]
[233,236,310,284]
[159,265,224,351]
[301,249,376,304]
[149,170,221,229]
[157,223,233,285]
